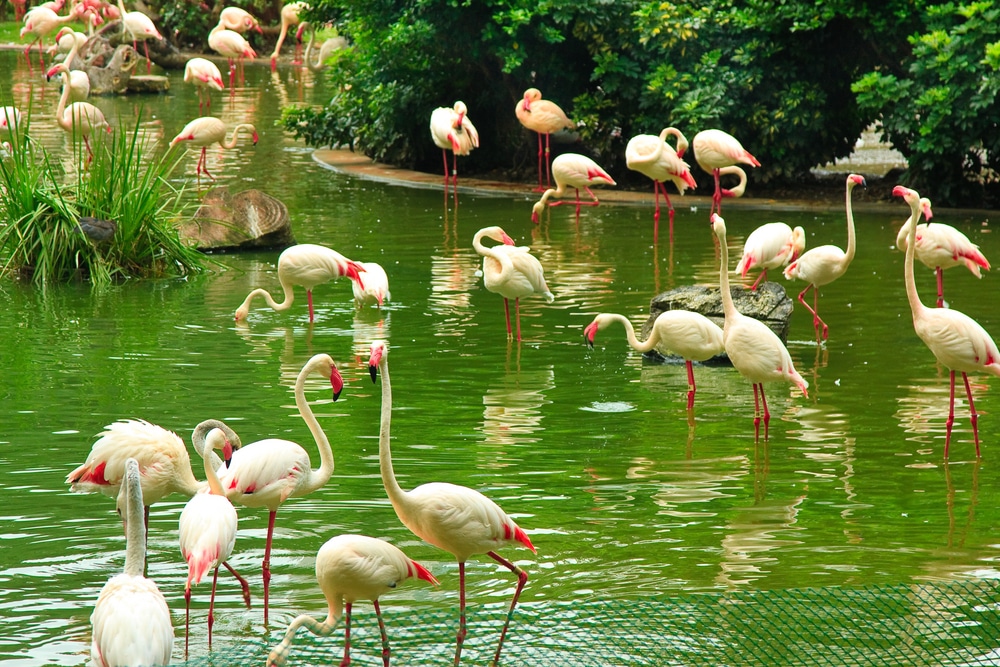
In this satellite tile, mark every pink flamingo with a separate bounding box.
[895,185,1000,458]
[1,106,23,134]
[430,100,479,193]
[783,173,865,341]
[515,87,575,191]
[20,4,82,68]
[270,1,305,70]
[50,61,109,162]
[265,534,439,667]
[691,129,761,217]
[368,340,536,667]
[352,261,390,308]
[625,127,697,243]
[168,116,258,181]
[116,0,161,73]
[45,49,90,102]
[735,222,806,290]
[585,311,725,411]
[208,23,256,88]
[473,225,554,342]
[712,213,808,441]
[234,243,367,323]
[184,57,224,115]
[530,152,616,223]
[215,353,344,625]
[219,6,263,34]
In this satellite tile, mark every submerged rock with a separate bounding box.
[179,187,295,251]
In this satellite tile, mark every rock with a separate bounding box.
[179,187,295,251]
[94,21,189,71]
[74,39,140,95]
[126,75,169,94]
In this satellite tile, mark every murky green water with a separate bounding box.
[2,50,1000,666]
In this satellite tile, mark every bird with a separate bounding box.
[624,127,698,243]
[429,100,479,193]
[691,129,761,217]
[46,25,87,56]
[352,261,390,308]
[270,1,305,70]
[45,46,89,103]
[265,534,439,667]
[214,353,344,625]
[48,61,109,162]
[218,6,263,34]
[20,5,82,68]
[89,458,174,667]
[530,152,616,223]
[783,173,865,341]
[234,243,367,323]
[1,106,23,134]
[178,427,250,655]
[895,198,990,308]
[895,185,1000,458]
[168,116,258,182]
[367,340,536,667]
[116,0,162,73]
[584,311,725,411]
[208,22,256,89]
[298,21,347,71]
[184,57,224,115]
[712,213,809,441]
[515,87,575,191]
[473,225,554,342]
[735,222,806,290]
[76,216,117,242]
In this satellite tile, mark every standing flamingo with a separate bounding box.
[20,5,82,68]
[895,186,1000,458]
[116,0,162,73]
[270,1,305,70]
[46,54,90,102]
[219,6,263,34]
[215,353,344,625]
[895,198,990,308]
[585,311,724,411]
[265,534,439,667]
[352,261,390,308]
[367,340,536,667]
[90,458,174,667]
[712,213,808,440]
[473,225,554,342]
[51,61,108,162]
[691,129,760,217]
[515,87,575,191]
[430,100,479,193]
[1,106,23,135]
[299,21,347,71]
[625,127,697,243]
[530,153,616,223]
[783,173,865,341]
[208,22,256,88]
[184,57,224,115]
[735,222,806,290]
[47,25,87,56]
[168,116,258,182]
[234,243,367,323]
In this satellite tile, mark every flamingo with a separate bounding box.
[90,458,174,667]
[270,1,305,70]
[46,25,87,56]
[352,261,390,308]
[0,106,23,134]
[299,21,347,71]
[712,213,809,441]
[218,6,263,34]
[735,222,806,290]
[115,0,162,73]
[208,23,256,88]
[691,129,761,217]
[20,5,82,68]
[895,198,990,308]
[473,225,554,342]
[49,61,109,162]
[168,116,258,181]
[215,353,344,625]
[624,127,697,242]
[265,534,439,667]
[530,153,616,223]
[184,57,224,115]
[783,173,865,341]
[584,311,725,411]
[367,340,536,667]
[895,185,1000,458]
[45,48,90,102]
[430,100,479,193]
[234,243,367,323]
[515,87,575,191]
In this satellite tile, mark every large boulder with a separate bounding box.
[179,187,295,250]
[68,39,140,95]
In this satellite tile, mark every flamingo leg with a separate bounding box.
[373,600,390,667]
[963,372,981,458]
[797,284,827,341]
[685,360,696,411]
[533,132,545,192]
[228,58,236,89]
[652,181,661,244]
[574,187,582,222]
[307,289,315,322]
[452,152,459,189]
[223,560,252,608]
[814,287,828,340]
[487,551,529,667]
[583,186,601,205]
[208,566,220,650]
[184,585,192,657]
[544,132,553,189]
[712,168,722,217]
[143,40,151,73]
[750,269,768,291]
[262,509,277,626]
[503,297,512,338]
[752,383,762,441]
[340,601,352,667]
[760,385,770,441]
[454,562,468,667]
[515,297,522,342]
[936,268,945,308]
[945,371,957,459]
[441,148,450,190]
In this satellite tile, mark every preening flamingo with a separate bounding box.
[20,5,81,67]
[219,6,262,34]
[299,21,347,72]
[783,173,865,341]
[208,23,256,88]
[430,100,479,193]
[215,353,344,625]
[265,534,439,667]
[895,185,1000,458]
[585,311,724,411]
[168,116,258,181]
[50,64,108,162]
[691,129,760,217]
[625,127,697,242]
[895,198,990,308]
[515,87,575,191]
[234,243,367,323]
[735,222,806,290]
[270,1,305,70]
[90,458,174,667]
[712,213,808,441]
[116,0,162,73]
[368,340,536,667]
[184,57,224,115]
[530,153,616,223]
[473,225,554,342]
[352,261,390,308]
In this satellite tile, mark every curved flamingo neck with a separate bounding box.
[716,227,739,321]
[122,463,146,577]
[54,69,72,131]
[222,124,254,149]
[239,283,295,314]
[660,126,688,156]
[199,440,225,497]
[903,196,927,320]
[267,608,342,667]
[606,313,659,353]
[294,357,336,495]
[844,181,858,265]
[376,353,410,512]
[473,230,514,276]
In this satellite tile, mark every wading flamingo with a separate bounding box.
[168,116,258,182]
[219,6,262,34]
[368,340,536,667]
[234,243,367,323]
[691,129,760,217]
[116,0,162,73]
[735,222,806,290]
[90,458,174,667]
[895,185,1000,458]
[184,57,224,115]
[47,25,86,56]
[473,225,554,342]
[1,106,23,135]
[712,213,808,441]
[20,4,82,68]
[46,51,89,103]
[585,311,725,411]
[208,22,256,88]
[530,153,616,223]
[215,353,344,625]
[783,173,865,341]
[265,534,439,667]
[515,87,575,191]
[270,1,305,70]
[352,261,390,308]
[299,21,347,71]
[625,127,697,243]
[430,100,479,193]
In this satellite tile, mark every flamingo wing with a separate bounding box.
[91,574,173,667]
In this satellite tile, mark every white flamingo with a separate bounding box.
[208,22,256,88]
[530,152,616,223]
[735,222,806,290]
[625,127,697,242]
[218,6,262,34]
[49,60,108,162]
[430,100,479,192]
[184,57,224,115]
[691,129,761,217]
[168,116,258,182]
[270,1,305,70]
[116,0,162,73]
[352,261,390,308]
[514,87,575,191]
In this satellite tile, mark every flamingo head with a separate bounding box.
[711,213,726,237]
[848,173,867,188]
[44,62,65,81]
[531,201,545,224]
[251,130,259,145]
[409,559,440,585]
[204,427,235,467]
[367,340,387,383]
[295,22,307,41]
[483,225,515,245]
[789,226,806,262]
[330,364,344,401]
[892,185,920,207]
[583,317,604,348]
[920,197,933,222]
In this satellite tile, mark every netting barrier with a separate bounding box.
[179,579,1000,666]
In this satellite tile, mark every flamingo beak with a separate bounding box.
[331,367,344,401]
[367,345,384,382]
[892,185,911,199]
[583,322,597,348]
[501,232,515,245]
[222,440,234,467]
[252,131,259,146]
